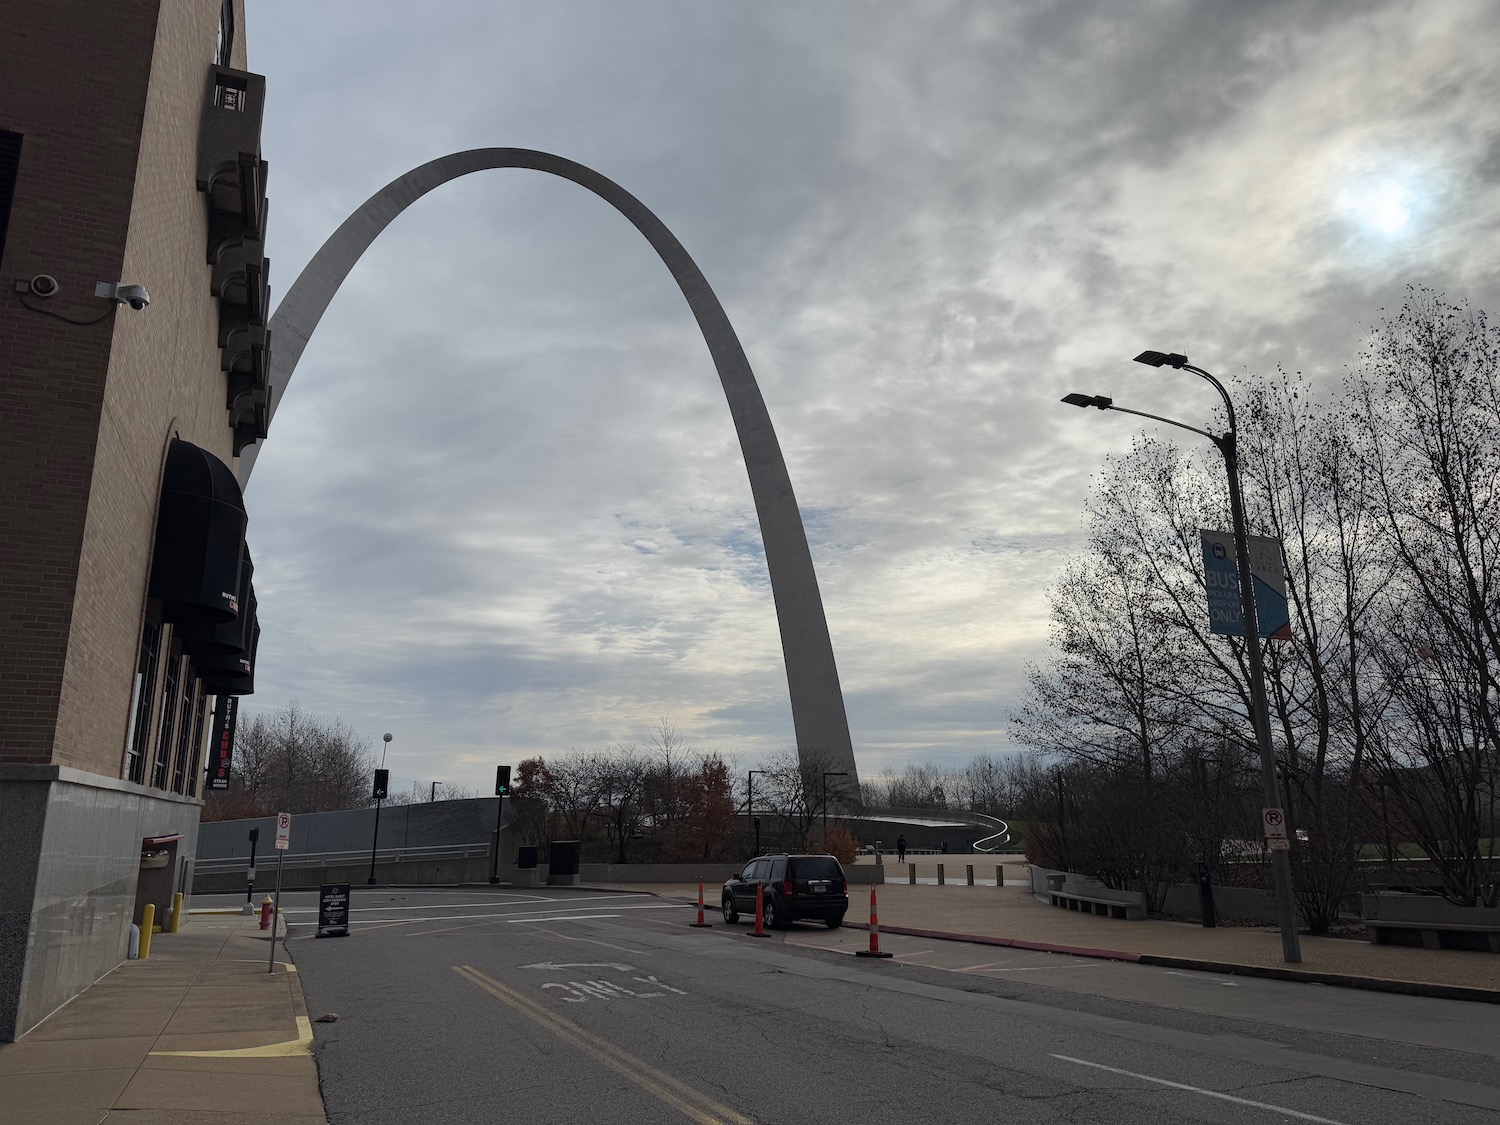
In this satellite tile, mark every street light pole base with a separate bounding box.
[366,877,376,885]
[488,876,500,884]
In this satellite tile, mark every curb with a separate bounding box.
[1135,953,1500,1005]
[843,921,1500,1004]
[844,921,1141,963]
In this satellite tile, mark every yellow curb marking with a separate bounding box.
[151,1015,313,1058]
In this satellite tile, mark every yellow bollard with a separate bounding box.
[139,904,155,959]
[170,892,184,933]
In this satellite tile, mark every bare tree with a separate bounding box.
[203,701,374,819]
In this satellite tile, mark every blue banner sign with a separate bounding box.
[1200,530,1292,640]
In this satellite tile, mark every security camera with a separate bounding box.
[95,281,151,310]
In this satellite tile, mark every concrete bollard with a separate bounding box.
[169,891,184,933]
[139,904,155,960]
[937,863,945,886]
[966,864,975,886]
[908,865,916,885]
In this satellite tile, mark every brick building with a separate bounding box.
[0,0,268,1040]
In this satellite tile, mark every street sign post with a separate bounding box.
[269,812,289,973]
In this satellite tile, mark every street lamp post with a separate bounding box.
[368,732,392,887]
[821,771,848,837]
[748,769,766,855]
[1062,350,1302,964]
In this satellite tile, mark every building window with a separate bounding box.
[125,621,161,784]
[153,648,181,790]
[215,0,235,67]
[170,675,198,794]
[0,130,21,275]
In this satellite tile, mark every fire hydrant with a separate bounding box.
[259,895,275,930]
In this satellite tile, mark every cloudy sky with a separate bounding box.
[243,0,1500,794]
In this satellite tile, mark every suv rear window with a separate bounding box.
[790,856,842,880]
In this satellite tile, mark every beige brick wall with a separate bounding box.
[0,0,162,765]
[1,0,251,781]
[57,0,250,779]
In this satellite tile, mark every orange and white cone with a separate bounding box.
[690,878,712,927]
[856,883,892,958]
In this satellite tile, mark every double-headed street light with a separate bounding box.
[1062,351,1302,964]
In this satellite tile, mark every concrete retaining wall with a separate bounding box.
[194,857,885,894]
[199,798,502,859]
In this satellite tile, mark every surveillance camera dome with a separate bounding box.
[29,274,60,298]
[116,284,150,310]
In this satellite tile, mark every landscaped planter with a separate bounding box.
[1362,893,1500,952]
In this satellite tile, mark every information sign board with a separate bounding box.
[1200,530,1293,640]
[317,883,351,938]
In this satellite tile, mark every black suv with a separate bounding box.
[722,854,848,929]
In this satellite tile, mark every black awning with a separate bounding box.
[198,611,258,696]
[147,439,247,624]
[179,547,253,656]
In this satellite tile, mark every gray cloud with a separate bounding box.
[244,0,1500,790]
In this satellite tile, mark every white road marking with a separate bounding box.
[529,929,654,955]
[539,976,688,1003]
[633,975,687,995]
[1164,970,1238,987]
[1050,1054,1350,1123]
[284,894,652,915]
[521,961,637,972]
[347,903,685,925]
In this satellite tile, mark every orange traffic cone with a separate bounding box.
[856,883,892,958]
[690,879,712,927]
[746,881,769,938]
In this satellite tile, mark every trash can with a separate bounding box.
[547,840,581,886]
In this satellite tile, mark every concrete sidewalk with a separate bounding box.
[0,912,324,1124]
[624,877,1500,1001]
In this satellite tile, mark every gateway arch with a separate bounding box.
[238,148,858,784]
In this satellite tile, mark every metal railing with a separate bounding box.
[195,842,490,873]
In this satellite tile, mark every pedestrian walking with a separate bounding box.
[940,840,949,855]
[896,834,907,863]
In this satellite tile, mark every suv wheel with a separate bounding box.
[722,894,739,924]
[762,894,779,930]
[825,913,844,929]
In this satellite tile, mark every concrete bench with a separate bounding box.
[1046,881,1146,921]
[1368,919,1500,953]
[1362,893,1500,952]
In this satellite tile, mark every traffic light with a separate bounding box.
[373,768,389,800]
[495,765,511,797]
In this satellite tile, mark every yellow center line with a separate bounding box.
[452,965,754,1125]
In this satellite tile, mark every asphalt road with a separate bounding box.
[216,887,1500,1124]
